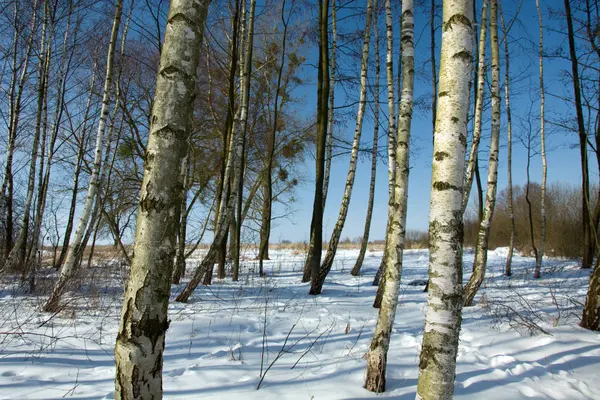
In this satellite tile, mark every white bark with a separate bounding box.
[114,0,211,397]
[415,0,473,397]
[463,0,500,308]
[461,0,488,214]
[365,0,414,392]
[322,0,337,209]
[534,0,546,279]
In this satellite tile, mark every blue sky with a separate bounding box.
[269,0,597,243]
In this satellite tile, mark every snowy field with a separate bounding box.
[0,248,599,399]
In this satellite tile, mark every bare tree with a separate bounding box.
[364,0,414,391]
[114,0,211,396]
[415,0,473,397]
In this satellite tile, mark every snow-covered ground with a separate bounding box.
[0,248,598,399]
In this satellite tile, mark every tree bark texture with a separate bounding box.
[114,1,210,398]
[415,0,472,398]
[364,0,414,392]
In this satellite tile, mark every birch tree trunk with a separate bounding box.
[30,2,74,268]
[259,0,290,275]
[364,0,414,391]
[352,5,379,277]
[371,0,397,302]
[43,0,123,312]
[113,0,210,397]
[311,0,373,295]
[322,0,336,210]
[415,0,472,397]
[3,1,50,273]
[463,0,500,308]
[1,0,38,259]
[173,156,191,284]
[55,67,96,268]
[461,0,488,215]
[534,0,546,279]
[302,0,330,286]
[500,9,515,277]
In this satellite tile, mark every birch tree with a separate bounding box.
[43,0,124,312]
[113,0,211,397]
[534,0,546,279]
[463,0,500,308]
[322,0,336,210]
[3,1,50,273]
[461,0,488,215]
[352,4,380,277]
[415,0,473,397]
[364,0,414,391]
[371,0,397,301]
[500,8,515,277]
[310,0,373,295]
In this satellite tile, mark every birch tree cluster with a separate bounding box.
[0,0,599,398]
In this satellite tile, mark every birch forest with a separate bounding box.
[0,0,599,399]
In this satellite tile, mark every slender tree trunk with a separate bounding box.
[259,0,290,275]
[463,0,501,307]
[415,0,472,398]
[114,1,210,397]
[43,0,124,312]
[500,9,515,277]
[56,68,96,269]
[322,0,337,210]
[524,138,539,272]
[303,0,330,288]
[462,0,488,215]
[364,0,413,391]
[311,0,373,295]
[173,155,191,284]
[302,0,332,283]
[30,3,74,267]
[352,6,380,277]
[1,0,38,260]
[565,0,593,269]
[534,0,546,279]
[177,0,255,302]
[4,2,50,273]
[372,0,397,307]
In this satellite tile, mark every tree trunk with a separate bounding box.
[259,0,289,275]
[352,6,380,277]
[322,0,337,210]
[56,68,96,269]
[565,0,593,269]
[461,0,488,215]
[364,0,413,392]
[500,9,515,277]
[43,0,123,312]
[311,0,373,295]
[415,0,472,398]
[4,2,50,273]
[173,155,191,284]
[1,0,38,260]
[303,0,330,287]
[463,0,500,307]
[372,0,397,305]
[534,0,546,279]
[114,1,210,397]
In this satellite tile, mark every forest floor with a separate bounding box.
[0,248,599,399]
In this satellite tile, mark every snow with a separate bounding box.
[1,248,598,399]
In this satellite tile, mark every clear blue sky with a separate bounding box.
[269,0,596,243]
